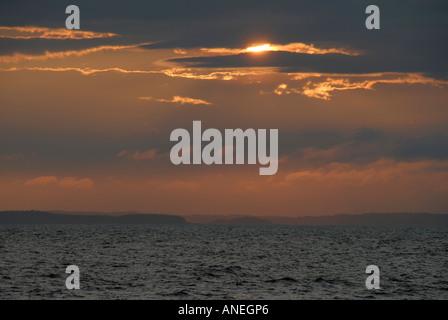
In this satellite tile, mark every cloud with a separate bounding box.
[300,75,448,100]
[1,66,446,104]
[279,129,448,164]
[25,176,58,186]
[116,149,159,160]
[160,180,201,190]
[139,95,212,105]
[284,159,448,190]
[0,65,263,81]
[169,48,448,79]
[274,73,448,100]
[300,145,348,161]
[25,176,93,188]
[0,43,149,63]
[199,42,361,56]
[2,1,446,78]
[0,26,118,40]
[1,153,24,160]
[0,66,158,75]
[58,177,94,189]
[160,67,274,80]
[273,83,299,95]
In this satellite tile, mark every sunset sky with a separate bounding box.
[1,0,447,216]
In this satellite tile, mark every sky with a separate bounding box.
[0,0,447,216]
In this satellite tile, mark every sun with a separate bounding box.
[246,43,271,53]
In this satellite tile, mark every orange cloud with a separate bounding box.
[58,177,94,189]
[116,149,160,160]
[300,145,348,161]
[199,48,245,55]
[0,64,276,81]
[1,154,24,160]
[24,176,93,188]
[268,73,448,100]
[173,48,188,55]
[160,180,202,190]
[302,74,448,100]
[140,95,212,105]
[0,43,150,63]
[2,65,446,101]
[199,42,361,56]
[273,83,299,95]
[0,26,117,40]
[160,68,271,80]
[284,159,448,190]
[0,66,256,81]
[25,176,58,186]
[0,66,159,75]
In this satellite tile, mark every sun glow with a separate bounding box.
[246,44,271,53]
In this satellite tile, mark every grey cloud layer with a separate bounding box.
[2,0,447,77]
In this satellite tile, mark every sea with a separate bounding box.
[1,224,447,299]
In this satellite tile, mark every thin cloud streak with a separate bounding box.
[0,65,278,81]
[0,26,118,39]
[116,149,160,161]
[0,43,151,63]
[275,73,448,100]
[58,177,94,189]
[161,67,274,80]
[0,66,160,75]
[198,42,361,56]
[24,176,93,189]
[140,95,212,105]
[1,66,446,100]
[284,158,448,190]
[25,176,58,186]
[0,66,264,80]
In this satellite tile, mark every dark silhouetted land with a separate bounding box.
[185,212,448,226]
[1,211,448,226]
[0,210,187,225]
[209,216,272,225]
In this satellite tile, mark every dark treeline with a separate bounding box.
[0,210,187,225]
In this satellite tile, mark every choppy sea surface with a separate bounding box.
[1,225,447,299]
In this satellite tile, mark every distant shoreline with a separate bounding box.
[0,210,187,225]
[1,210,448,226]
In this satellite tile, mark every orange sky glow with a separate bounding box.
[1,4,447,217]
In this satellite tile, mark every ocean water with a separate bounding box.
[0,225,447,300]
